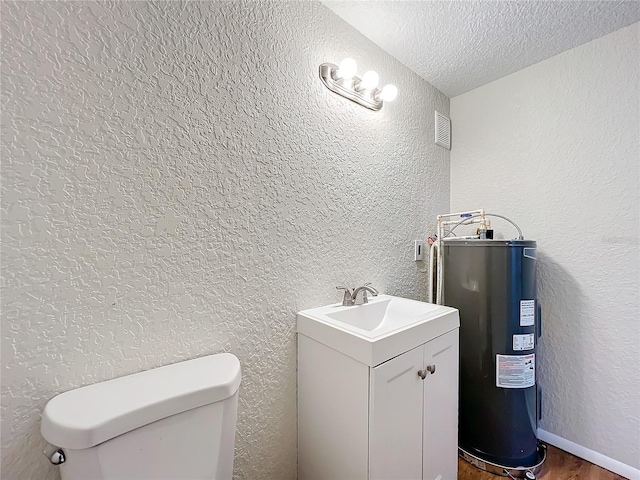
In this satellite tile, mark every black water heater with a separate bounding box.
[443,239,540,469]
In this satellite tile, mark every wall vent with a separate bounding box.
[435,111,451,150]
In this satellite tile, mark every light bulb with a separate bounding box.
[379,84,398,102]
[360,71,379,90]
[337,58,357,80]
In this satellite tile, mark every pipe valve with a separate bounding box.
[43,444,66,465]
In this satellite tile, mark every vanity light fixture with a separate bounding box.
[319,58,398,111]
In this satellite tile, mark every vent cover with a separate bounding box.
[435,111,451,150]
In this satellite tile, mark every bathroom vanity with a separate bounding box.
[297,295,460,480]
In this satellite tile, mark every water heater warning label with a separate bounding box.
[520,300,535,326]
[513,333,535,351]
[496,354,535,388]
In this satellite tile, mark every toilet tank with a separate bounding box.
[41,353,241,480]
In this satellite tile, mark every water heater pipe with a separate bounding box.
[431,209,487,305]
[428,241,439,303]
[447,213,524,240]
[429,210,525,305]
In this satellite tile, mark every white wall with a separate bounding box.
[451,23,639,472]
[0,1,450,479]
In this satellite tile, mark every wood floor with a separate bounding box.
[458,445,627,480]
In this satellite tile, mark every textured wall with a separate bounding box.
[0,1,450,479]
[450,24,639,470]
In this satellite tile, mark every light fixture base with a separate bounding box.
[319,63,383,111]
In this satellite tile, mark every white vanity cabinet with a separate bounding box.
[370,329,459,480]
[298,323,459,480]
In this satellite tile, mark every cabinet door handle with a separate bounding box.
[418,365,436,379]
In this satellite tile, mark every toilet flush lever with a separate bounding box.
[43,444,66,465]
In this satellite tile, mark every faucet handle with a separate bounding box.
[336,286,354,306]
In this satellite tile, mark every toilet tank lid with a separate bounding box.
[40,353,241,450]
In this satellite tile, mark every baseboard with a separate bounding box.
[537,429,640,480]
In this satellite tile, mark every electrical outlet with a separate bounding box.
[414,240,425,261]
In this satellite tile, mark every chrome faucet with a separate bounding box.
[352,283,379,305]
[336,283,379,306]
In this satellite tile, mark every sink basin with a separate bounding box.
[297,294,459,366]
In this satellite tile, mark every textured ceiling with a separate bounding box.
[322,1,640,97]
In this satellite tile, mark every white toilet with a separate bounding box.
[41,353,241,480]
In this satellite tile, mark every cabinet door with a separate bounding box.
[370,345,424,480]
[422,329,459,480]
